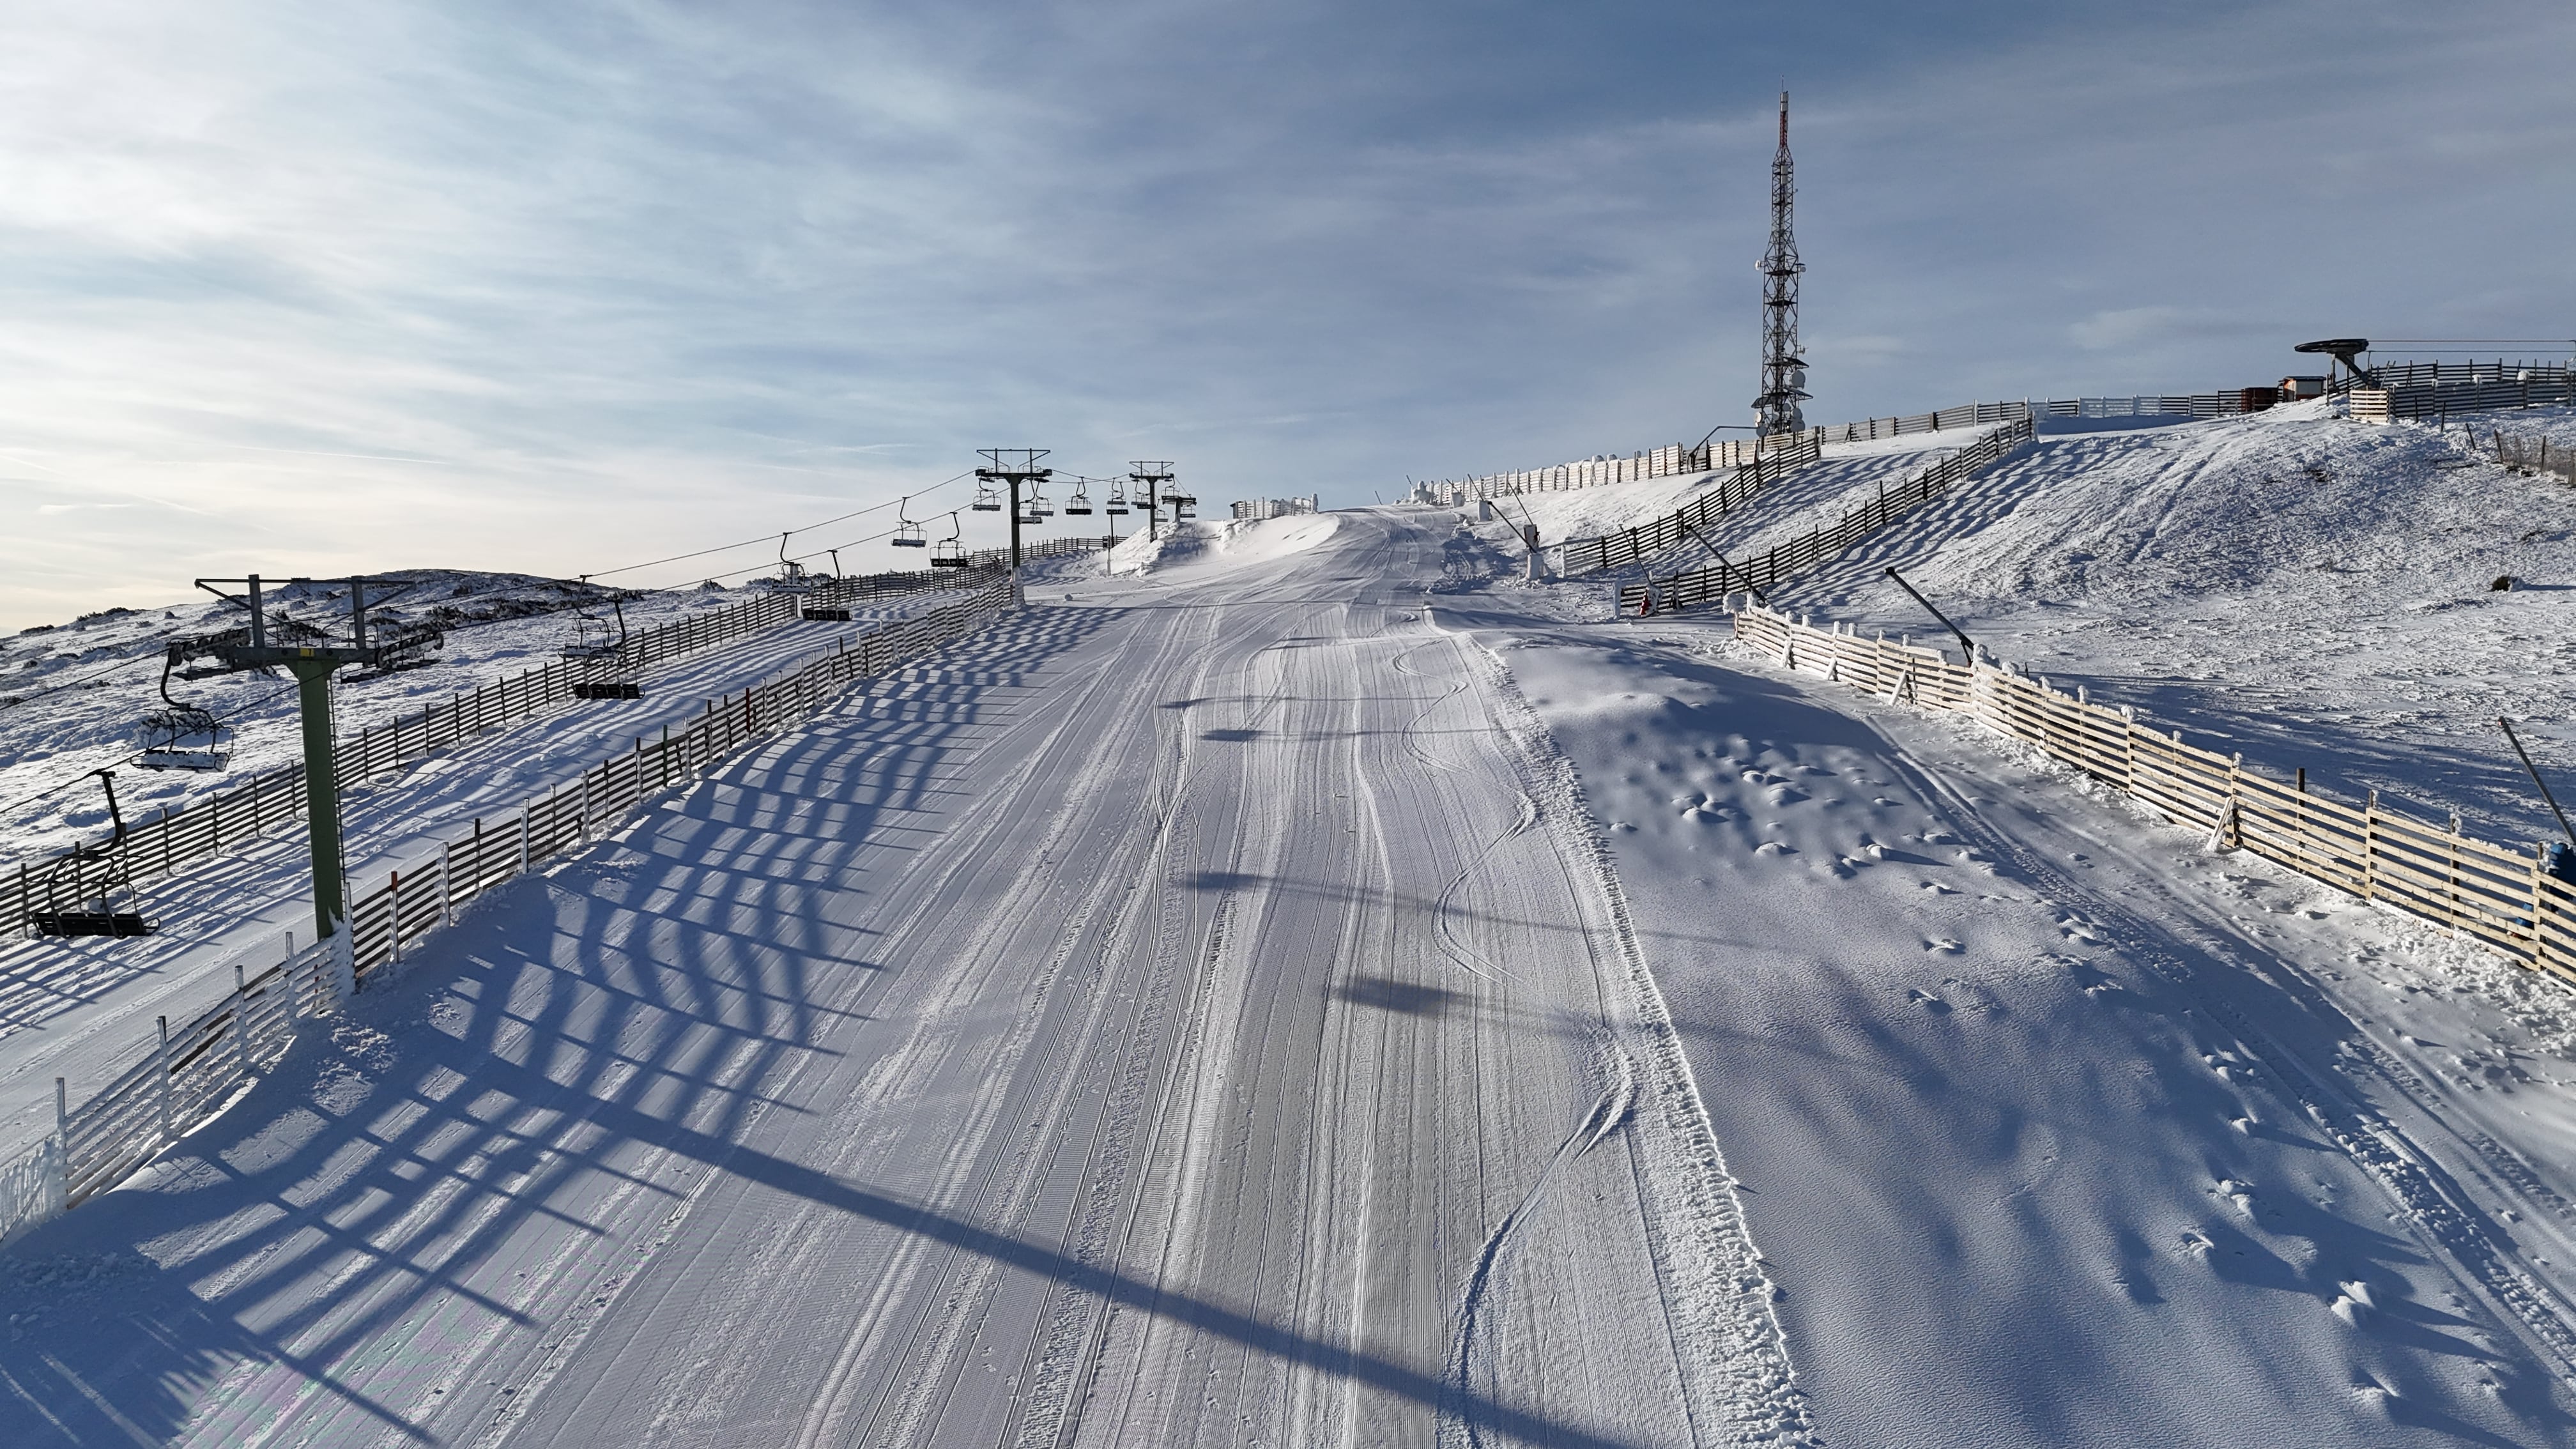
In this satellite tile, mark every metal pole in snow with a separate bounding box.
[2501,717,2576,850]
[1885,567,1976,664]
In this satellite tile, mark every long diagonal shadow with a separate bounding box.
[464,1054,1657,1449]
[1,592,1669,1447]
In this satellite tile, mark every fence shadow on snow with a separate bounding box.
[0,592,1089,1437]
[0,594,983,1056]
[0,595,1657,1449]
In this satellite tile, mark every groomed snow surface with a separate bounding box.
[10,417,2576,1446]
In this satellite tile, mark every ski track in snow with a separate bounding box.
[0,513,1775,1448]
[15,414,2576,1446]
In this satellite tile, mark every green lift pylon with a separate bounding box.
[197,573,395,941]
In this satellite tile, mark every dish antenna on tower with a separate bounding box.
[2294,337,2371,386]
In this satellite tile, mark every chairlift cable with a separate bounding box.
[582,471,972,581]
[0,650,165,715]
[0,671,295,826]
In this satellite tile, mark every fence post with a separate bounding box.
[155,1016,174,1145]
[2363,790,2380,902]
[332,917,356,1005]
[2449,813,2464,926]
[234,962,251,1077]
[2534,845,2552,971]
[52,1078,70,1208]
[520,806,532,873]
[2209,753,2242,852]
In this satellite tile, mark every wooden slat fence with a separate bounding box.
[2365,362,2573,391]
[0,576,1020,1243]
[1559,432,1824,576]
[1423,401,2037,509]
[1,566,994,936]
[1731,604,2576,989]
[967,535,1121,570]
[2354,374,2576,424]
[1232,496,1321,522]
[1822,400,2030,445]
[2043,394,2269,420]
[1620,416,2035,617]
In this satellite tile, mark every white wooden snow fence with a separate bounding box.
[0,565,998,935]
[0,577,1022,1248]
[1733,604,2576,988]
[1420,401,2037,509]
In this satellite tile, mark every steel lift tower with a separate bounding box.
[1129,462,1179,542]
[1753,90,1809,438]
[194,574,401,942]
[975,449,1052,571]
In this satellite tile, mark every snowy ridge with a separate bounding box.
[1779,401,2576,841]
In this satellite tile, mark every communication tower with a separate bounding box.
[1753,90,1808,437]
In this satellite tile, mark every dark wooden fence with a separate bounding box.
[1618,417,2035,615]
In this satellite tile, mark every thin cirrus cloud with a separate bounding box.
[1,0,2570,630]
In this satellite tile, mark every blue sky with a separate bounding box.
[4,0,2572,627]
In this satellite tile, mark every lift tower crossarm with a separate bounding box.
[975,449,1053,572]
[194,574,402,942]
[1128,461,1176,542]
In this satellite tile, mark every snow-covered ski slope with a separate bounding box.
[1504,623,2576,1445]
[10,499,2576,1444]
[0,580,999,1177]
[0,515,1800,1447]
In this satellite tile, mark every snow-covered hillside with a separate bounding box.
[1457,401,2576,845]
[1,571,758,866]
[10,484,2576,1445]
[1786,400,2576,842]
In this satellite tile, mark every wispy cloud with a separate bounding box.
[2,0,2570,627]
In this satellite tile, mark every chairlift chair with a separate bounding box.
[560,603,622,662]
[972,479,1004,512]
[1064,479,1093,516]
[137,706,229,771]
[772,533,816,594]
[1029,489,1055,519]
[893,498,927,548]
[1105,479,1130,516]
[137,651,231,771]
[568,598,643,699]
[30,771,154,937]
[931,513,969,569]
